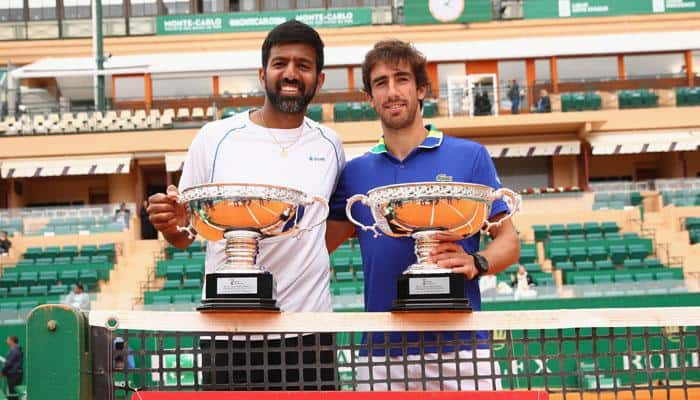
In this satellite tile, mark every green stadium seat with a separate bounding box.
[187,242,204,253]
[634,272,654,282]
[532,225,548,241]
[550,248,568,264]
[355,270,364,281]
[49,285,69,295]
[335,271,354,282]
[332,256,352,273]
[519,245,537,264]
[165,265,184,280]
[91,255,109,263]
[623,259,644,269]
[360,102,377,121]
[575,261,595,271]
[351,255,363,269]
[23,247,43,259]
[586,232,603,240]
[614,273,633,283]
[349,102,363,121]
[53,257,71,265]
[601,222,619,234]
[182,279,200,289]
[18,300,38,311]
[184,265,203,280]
[16,259,34,267]
[29,285,48,296]
[549,224,566,237]
[333,102,350,122]
[556,261,575,272]
[60,270,79,285]
[44,246,60,259]
[98,243,116,258]
[19,272,38,286]
[0,302,17,311]
[190,251,205,259]
[628,244,650,260]
[72,256,90,264]
[35,258,53,266]
[306,104,323,122]
[152,294,172,305]
[572,275,592,285]
[38,271,58,285]
[172,252,190,261]
[567,234,585,240]
[79,270,99,286]
[644,258,663,269]
[0,272,19,288]
[0,288,7,297]
[594,260,614,270]
[583,222,600,235]
[593,274,613,284]
[587,246,608,262]
[172,293,194,304]
[80,245,98,257]
[654,271,677,281]
[566,223,583,236]
[622,232,639,239]
[163,280,181,290]
[609,245,628,265]
[522,263,541,273]
[61,245,79,258]
[422,100,438,118]
[8,287,28,297]
[568,246,587,262]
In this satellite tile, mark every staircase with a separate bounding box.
[92,239,161,310]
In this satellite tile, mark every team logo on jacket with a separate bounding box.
[435,173,453,182]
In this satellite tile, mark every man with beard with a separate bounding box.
[148,20,343,390]
[326,40,519,390]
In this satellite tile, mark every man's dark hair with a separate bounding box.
[361,40,431,102]
[0,231,7,236]
[261,20,325,74]
[8,336,18,344]
[75,282,84,291]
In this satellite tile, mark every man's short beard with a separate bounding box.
[265,77,317,114]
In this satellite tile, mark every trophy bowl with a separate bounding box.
[346,182,520,311]
[177,183,328,311]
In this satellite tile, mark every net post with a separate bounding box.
[26,304,91,400]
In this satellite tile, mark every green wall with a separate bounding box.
[524,0,700,19]
[404,0,492,25]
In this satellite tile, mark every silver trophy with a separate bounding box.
[346,182,520,311]
[177,183,328,311]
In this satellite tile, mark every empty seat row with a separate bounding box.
[618,89,658,109]
[24,243,115,259]
[0,270,99,287]
[164,265,204,281]
[332,269,364,283]
[565,268,681,285]
[17,255,109,266]
[334,102,377,123]
[166,241,206,256]
[170,251,206,261]
[561,92,602,112]
[144,290,200,305]
[676,86,700,107]
[533,222,619,241]
[556,258,662,272]
[0,284,75,297]
[549,242,651,265]
[162,278,202,290]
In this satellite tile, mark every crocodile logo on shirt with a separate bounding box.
[435,173,453,182]
[308,156,326,162]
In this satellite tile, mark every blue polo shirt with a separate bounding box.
[329,125,508,356]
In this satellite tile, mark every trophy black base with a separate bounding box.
[197,272,279,312]
[391,272,472,312]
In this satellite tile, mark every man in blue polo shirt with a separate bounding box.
[327,40,520,391]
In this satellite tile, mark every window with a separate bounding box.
[624,53,685,79]
[114,76,145,101]
[297,0,324,8]
[263,0,292,10]
[103,0,124,17]
[202,0,226,13]
[557,56,617,82]
[498,60,526,89]
[535,59,551,83]
[153,76,213,99]
[322,68,349,92]
[28,0,57,20]
[64,0,90,19]
[163,0,190,15]
[437,63,465,97]
[130,0,158,17]
[0,0,24,22]
[219,70,260,96]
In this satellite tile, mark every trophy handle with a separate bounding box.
[346,194,381,238]
[291,195,330,238]
[175,195,197,240]
[481,188,522,234]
